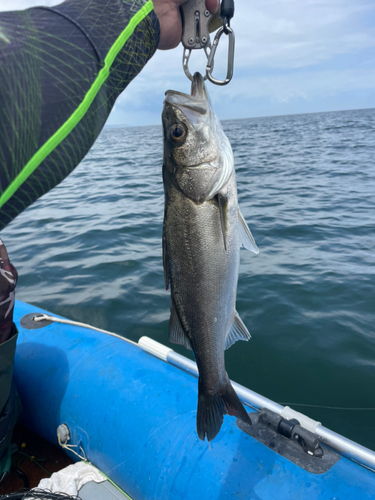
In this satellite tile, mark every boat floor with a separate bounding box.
[0,423,74,495]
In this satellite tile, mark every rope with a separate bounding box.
[56,434,87,462]
[33,314,137,346]
[278,402,375,411]
[0,490,81,499]
[31,315,375,412]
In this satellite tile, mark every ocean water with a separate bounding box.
[2,108,375,451]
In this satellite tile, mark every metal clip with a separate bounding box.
[181,0,213,82]
[181,0,212,50]
[205,20,235,86]
[181,0,235,85]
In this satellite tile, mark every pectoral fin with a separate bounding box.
[238,209,259,254]
[218,193,227,250]
[225,311,251,350]
[169,301,192,350]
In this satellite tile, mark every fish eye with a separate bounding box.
[170,124,187,142]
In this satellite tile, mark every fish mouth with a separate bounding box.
[164,72,207,105]
[164,73,209,124]
[164,92,206,114]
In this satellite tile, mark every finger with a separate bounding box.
[175,0,219,13]
[206,0,220,14]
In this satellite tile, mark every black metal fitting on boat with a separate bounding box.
[277,415,300,438]
[258,408,323,457]
[237,408,340,474]
[20,313,52,329]
[293,426,324,458]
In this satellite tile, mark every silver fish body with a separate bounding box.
[162,73,258,441]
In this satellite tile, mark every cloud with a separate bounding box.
[224,68,375,101]
[1,0,375,125]
[117,0,375,123]
[232,0,375,70]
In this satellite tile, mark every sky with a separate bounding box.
[1,0,375,126]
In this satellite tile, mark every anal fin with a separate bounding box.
[238,209,259,254]
[225,311,251,350]
[169,301,192,350]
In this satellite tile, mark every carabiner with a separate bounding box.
[205,21,235,86]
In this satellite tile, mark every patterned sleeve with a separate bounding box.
[0,0,160,230]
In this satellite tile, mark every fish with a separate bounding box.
[162,72,259,442]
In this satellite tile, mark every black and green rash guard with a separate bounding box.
[0,0,160,230]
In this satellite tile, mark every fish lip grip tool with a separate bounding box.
[181,0,213,50]
[181,0,235,86]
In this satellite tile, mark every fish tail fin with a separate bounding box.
[220,378,252,427]
[197,377,251,442]
[197,379,226,442]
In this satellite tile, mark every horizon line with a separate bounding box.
[105,106,375,130]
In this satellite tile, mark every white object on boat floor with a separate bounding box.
[37,462,105,496]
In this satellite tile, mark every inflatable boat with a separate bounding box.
[12,300,375,499]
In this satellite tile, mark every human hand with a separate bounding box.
[0,238,18,344]
[153,0,220,50]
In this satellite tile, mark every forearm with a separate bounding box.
[0,0,218,230]
[55,0,160,93]
[0,0,160,230]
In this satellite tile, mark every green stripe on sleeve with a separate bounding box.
[0,0,154,210]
